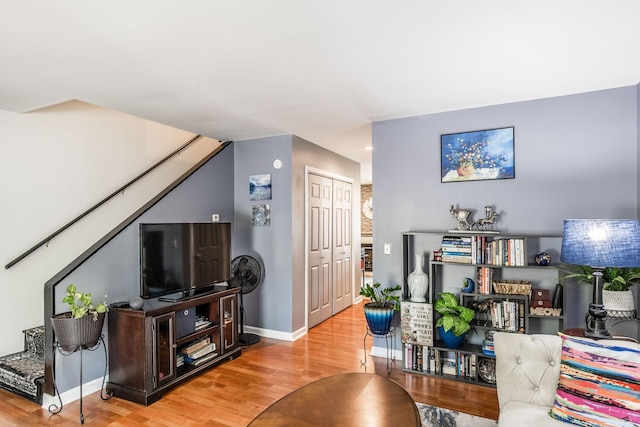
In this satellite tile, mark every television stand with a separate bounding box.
[107,287,240,405]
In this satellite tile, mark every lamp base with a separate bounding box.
[584,328,612,340]
[584,304,611,340]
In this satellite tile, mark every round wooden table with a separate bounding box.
[248,372,420,426]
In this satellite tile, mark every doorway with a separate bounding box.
[307,171,354,328]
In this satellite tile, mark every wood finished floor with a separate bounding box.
[0,302,499,426]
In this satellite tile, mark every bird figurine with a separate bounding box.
[461,277,475,293]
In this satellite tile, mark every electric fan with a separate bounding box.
[229,254,264,346]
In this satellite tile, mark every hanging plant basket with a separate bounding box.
[51,312,106,352]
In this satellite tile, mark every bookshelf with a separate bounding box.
[107,286,240,405]
[401,231,565,387]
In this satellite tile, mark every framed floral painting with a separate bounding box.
[441,127,515,183]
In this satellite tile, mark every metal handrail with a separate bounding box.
[5,134,203,269]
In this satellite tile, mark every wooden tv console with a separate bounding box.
[107,286,241,405]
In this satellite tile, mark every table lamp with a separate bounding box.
[560,219,640,339]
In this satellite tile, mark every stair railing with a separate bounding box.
[5,135,203,270]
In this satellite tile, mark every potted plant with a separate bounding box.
[51,284,109,351]
[359,282,401,335]
[434,292,475,348]
[565,266,640,318]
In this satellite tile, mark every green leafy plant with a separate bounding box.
[359,282,401,310]
[434,292,476,337]
[564,266,640,291]
[62,284,109,320]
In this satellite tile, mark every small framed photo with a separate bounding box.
[441,127,515,183]
[249,174,272,200]
[252,204,271,226]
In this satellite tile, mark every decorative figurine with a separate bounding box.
[450,205,474,231]
[473,205,500,232]
[461,277,475,293]
[535,252,551,266]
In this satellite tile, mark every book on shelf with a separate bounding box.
[184,351,218,366]
[185,342,216,360]
[475,266,494,294]
[428,348,436,373]
[441,254,473,264]
[195,320,212,331]
[182,336,211,356]
[441,358,457,376]
[415,345,423,372]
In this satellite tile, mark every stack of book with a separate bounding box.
[441,236,473,263]
[475,266,494,294]
[195,316,212,331]
[440,235,526,266]
[482,330,495,356]
[181,337,217,366]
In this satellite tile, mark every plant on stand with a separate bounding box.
[434,292,475,348]
[360,282,401,335]
[565,266,640,318]
[51,284,109,351]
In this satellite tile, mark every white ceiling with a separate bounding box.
[2,1,640,184]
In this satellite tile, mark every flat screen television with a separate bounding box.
[140,222,231,300]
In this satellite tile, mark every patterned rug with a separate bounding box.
[416,402,498,427]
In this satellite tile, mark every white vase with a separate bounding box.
[408,254,428,302]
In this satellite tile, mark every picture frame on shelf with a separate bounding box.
[440,126,515,183]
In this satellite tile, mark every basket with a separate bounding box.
[492,280,531,295]
[51,312,105,352]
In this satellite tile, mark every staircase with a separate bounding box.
[0,326,45,404]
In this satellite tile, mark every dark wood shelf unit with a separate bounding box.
[107,286,240,405]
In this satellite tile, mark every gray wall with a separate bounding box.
[233,135,294,333]
[372,86,639,344]
[55,147,235,392]
[233,135,360,335]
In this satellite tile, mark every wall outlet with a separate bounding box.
[383,243,391,255]
[211,214,220,222]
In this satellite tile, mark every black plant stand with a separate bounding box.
[361,326,395,375]
[49,335,111,424]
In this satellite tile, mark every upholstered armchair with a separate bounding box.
[494,333,565,426]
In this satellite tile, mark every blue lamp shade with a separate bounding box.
[560,219,640,267]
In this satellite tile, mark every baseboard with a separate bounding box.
[244,325,307,342]
[370,345,403,361]
[41,375,107,410]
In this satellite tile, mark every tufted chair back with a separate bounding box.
[494,333,562,409]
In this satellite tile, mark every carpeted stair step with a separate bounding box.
[0,326,45,404]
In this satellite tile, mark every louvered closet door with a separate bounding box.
[308,173,333,328]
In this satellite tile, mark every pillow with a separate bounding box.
[549,333,640,426]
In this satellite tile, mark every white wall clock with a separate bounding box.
[362,197,373,219]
